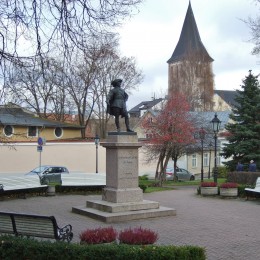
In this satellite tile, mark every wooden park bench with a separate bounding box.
[245,177,260,199]
[0,211,73,242]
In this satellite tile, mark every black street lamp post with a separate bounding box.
[211,114,221,183]
[94,134,100,174]
[199,127,206,182]
[208,141,213,179]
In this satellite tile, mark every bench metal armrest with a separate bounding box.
[57,224,73,242]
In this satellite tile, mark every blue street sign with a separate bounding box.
[38,137,43,146]
[37,145,43,152]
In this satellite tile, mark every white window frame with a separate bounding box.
[3,125,14,137]
[54,127,63,138]
[192,154,197,167]
[204,153,209,167]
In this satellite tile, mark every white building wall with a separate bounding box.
[0,142,157,177]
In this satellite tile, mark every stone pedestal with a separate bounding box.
[72,132,176,223]
[102,133,143,203]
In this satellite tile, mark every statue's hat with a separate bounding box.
[111,79,122,86]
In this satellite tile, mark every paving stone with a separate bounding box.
[0,186,259,259]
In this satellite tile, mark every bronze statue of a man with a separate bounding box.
[106,79,133,132]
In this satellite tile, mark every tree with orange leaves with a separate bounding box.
[142,93,196,184]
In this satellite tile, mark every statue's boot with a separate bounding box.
[125,118,134,132]
[115,117,120,132]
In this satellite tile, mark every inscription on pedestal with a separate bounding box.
[119,156,137,175]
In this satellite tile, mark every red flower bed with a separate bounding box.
[200,182,217,187]
[118,227,158,245]
[79,227,117,244]
[220,182,238,188]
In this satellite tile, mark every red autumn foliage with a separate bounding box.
[142,93,195,146]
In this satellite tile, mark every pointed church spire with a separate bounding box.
[167,2,213,63]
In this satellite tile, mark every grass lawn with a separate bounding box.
[139,176,227,193]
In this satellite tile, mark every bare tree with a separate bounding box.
[5,57,72,119]
[246,0,260,55]
[5,33,143,138]
[0,0,143,104]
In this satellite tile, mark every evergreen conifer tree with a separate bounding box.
[222,70,260,170]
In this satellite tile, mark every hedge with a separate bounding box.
[227,172,260,185]
[0,235,206,260]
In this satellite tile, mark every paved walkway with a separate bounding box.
[1,186,260,260]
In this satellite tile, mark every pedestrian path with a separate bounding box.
[1,186,259,259]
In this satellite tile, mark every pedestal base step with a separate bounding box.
[72,202,176,223]
[86,199,160,213]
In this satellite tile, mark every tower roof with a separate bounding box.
[167,2,213,63]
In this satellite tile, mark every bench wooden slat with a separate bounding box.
[0,212,73,242]
[0,215,14,234]
[14,215,58,239]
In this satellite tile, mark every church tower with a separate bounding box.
[167,1,214,111]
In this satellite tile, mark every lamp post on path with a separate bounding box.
[211,114,221,183]
[94,134,100,174]
[199,127,206,182]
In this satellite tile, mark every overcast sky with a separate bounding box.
[115,0,259,109]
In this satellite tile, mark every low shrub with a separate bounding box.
[217,166,228,178]
[138,175,149,181]
[139,184,148,192]
[118,227,158,245]
[238,184,253,197]
[80,227,117,244]
[220,183,238,189]
[200,182,217,187]
[0,235,206,260]
[55,185,104,194]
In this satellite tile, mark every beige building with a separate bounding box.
[0,104,82,142]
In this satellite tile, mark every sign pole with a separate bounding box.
[37,137,44,170]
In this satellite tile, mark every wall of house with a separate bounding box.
[40,127,82,140]
[0,142,158,176]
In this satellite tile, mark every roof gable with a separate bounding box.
[214,90,237,107]
[129,98,164,114]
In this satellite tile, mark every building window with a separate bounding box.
[28,126,37,137]
[192,154,197,167]
[54,127,63,138]
[204,153,209,167]
[4,125,13,137]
